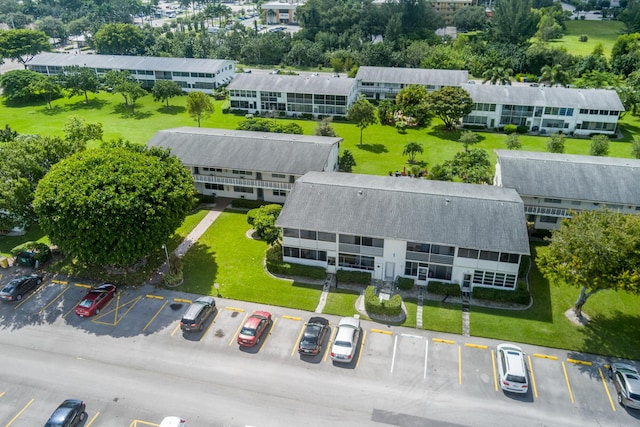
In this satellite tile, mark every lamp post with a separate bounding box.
[161,244,170,266]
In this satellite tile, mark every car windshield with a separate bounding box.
[2,284,16,292]
[301,334,318,345]
[240,327,256,336]
[334,340,352,348]
[506,374,526,383]
[78,299,93,308]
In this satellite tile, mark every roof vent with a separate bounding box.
[357,190,364,196]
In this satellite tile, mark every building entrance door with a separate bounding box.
[418,266,429,281]
[384,262,394,281]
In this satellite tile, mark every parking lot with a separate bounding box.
[0,274,639,426]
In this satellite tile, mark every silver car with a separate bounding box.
[496,343,529,394]
[330,316,361,363]
[610,362,640,409]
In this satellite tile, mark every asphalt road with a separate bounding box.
[1,276,639,427]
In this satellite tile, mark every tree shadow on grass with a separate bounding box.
[356,143,388,153]
[110,103,152,119]
[156,105,186,115]
[427,126,463,142]
[570,311,640,362]
[67,98,109,111]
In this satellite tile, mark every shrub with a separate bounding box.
[516,125,528,134]
[265,245,326,279]
[504,124,517,134]
[427,281,460,296]
[364,286,402,316]
[11,241,52,262]
[397,277,414,290]
[336,270,371,285]
[221,101,230,114]
[231,199,273,209]
[472,281,530,305]
[578,34,588,42]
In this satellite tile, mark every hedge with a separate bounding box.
[10,241,52,262]
[336,270,371,285]
[397,277,414,290]
[364,285,402,316]
[265,246,326,279]
[427,281,460,296]
[231,199,274,209]
[472,282,530,305]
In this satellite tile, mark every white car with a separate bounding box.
[496,343,529,393]
[330,316,361,363]
[159,416,186,427]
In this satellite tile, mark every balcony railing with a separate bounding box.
[524,205,571,218]
[193,174,294,190]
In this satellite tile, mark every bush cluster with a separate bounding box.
[472,282,530,305]
[364,286,402,317]
[231,199,273,209]
[504,124,518,134]
[336,270,371,285]
[427,281,460,296]
[397,277,414,290]
[265,246,326,279]
[10,241,52,262]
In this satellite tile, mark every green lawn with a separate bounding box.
[470,243,640,360]
[423,300,463,335]
[0,225,49,258]
[552,20,626,58]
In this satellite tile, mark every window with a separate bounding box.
[283,246,299,257]
[318,232,336,242]
[479,251,499,261]
[543,198,562,204]
[272,189,286,197]
[339,234,360,245]
[272,173,286,179]
[431,245,455,256]
[233,186,253,193]
[473,269,516,288]
[540,216,558,223]
[499,253,520,264]
[204,183,224,191]
[299,230,317,240]
[283,228,299,238]
[407,242,430,253]
[232,170,253,176]
[338,253,374,271]
[458,248,479,259]
[361,237,384,248]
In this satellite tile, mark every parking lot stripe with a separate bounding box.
[491,350,498,392]
[292,323,306,356]
[324,327,338,363]
[598,367,616,412]
[527,355,539,398]
[390,335,398,373]
[562,361,575,404]
[423,340,429,379]
[229,313,249,346]
[355,330,366,369]
[567,358,592,366]
[143,300,169,332]
[225,306,245,312]
[432,338,455,344]
[401,333,423,339]
[458,346,462,385]
[15,281,49,309]
[282,315,301,321]
[170,321,181,337]
[39,286,70,314]
[464,343,488,350]
[93,295,142,326]
[145,294,164,300]
[200,309,219,339]
[129,420,158,427]
[261,317,277,347]
[86,412,100,427]
[0,391,4,398]
[5,398,34,427]
[533,353,558,360]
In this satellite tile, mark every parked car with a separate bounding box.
[74,283,117,317]
[330,316,361,363]
[45,399,86,427]
[237,310,272,347]
[609,362,640,409]
[298,316,329,355]
[180,296,216,332]
[496,343,529,393]
[0,274,43,301]
[159,416,187,427]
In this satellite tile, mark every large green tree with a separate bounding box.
[402,141,423,163]
[33,144,196,267]
[426,87,474,131]
[247,204,282,246]
[0,29,50,65]
[347,95,378,146]
[396,85,432,127]
[93,23,145,55]
[540,64,572,87]
[29,74,61,109]
[491,0,538,45]
[446,148,492,184]
[58,66,100,103]
[537,209,640,320]
[0,69,43,102]
[186,91,215,127]
[152,80,183,109]
[482,66,513,85]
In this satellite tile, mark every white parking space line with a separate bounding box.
[390,335,398,373]
[424,340,429,380]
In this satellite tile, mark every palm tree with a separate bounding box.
[540,64,572,87]
[403,141,423,163]
[481,67,513,85]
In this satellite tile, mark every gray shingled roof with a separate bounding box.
[27,52,233,73]
[495,150,640,205]
[276,172,530,254]
[462,83,624,110]
[227,73,357,95]
[355,66,469,87]
[146,128,341,175]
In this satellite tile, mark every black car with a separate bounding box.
[180,296,216,332]
[45,399,86,427]
[0,274,43,301]
[298,316,330,355]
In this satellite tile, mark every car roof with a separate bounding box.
[337,316,359,328]
[194,296,215,305]
[614,363,640,390]
[308,316,329,326]
[245,313,268,328]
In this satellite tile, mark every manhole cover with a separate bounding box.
[215,329,225,337]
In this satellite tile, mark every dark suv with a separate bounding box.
[45,399,86,427]
[180,296,216,332]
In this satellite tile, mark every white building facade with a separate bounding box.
[277,172,530,291]
[147,128,340,203]
[461,84,624,136]
[26,53,236,94]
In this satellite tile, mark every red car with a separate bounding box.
[74,284,117,317]
[237,310,272,347]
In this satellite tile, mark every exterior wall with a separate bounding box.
[359,81,443,101]
[262,3,298,24]
[325,144,340,172]
[429,0,474,26]
[192,166,296,202]
[462,103,620,136]
[281,229,524,291]
[27,60,235,95]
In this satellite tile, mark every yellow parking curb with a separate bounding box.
[51,279,68,285]
[432,338,455,344]
[75,283,91,288]
[173,298,192,304]
[145,294,164,300]
[225,307,245,312]
[534,353,558,360]
[371,329,392,335]
[567,358,592,366]
[464,343,488,349]
[282,315,301,321]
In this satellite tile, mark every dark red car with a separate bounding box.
[237,310,272,347]
[74,283,116,317]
